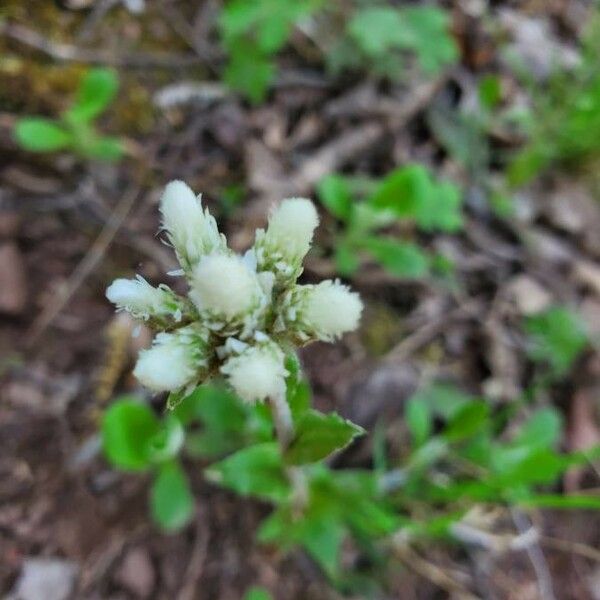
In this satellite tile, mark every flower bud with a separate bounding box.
[189,254,262,320]
[106,276,184,321]
[281,280,363,342]
[254,198,319,282]
[133,325,210,392]
[304,280,363,340]
[160,180,226,270]
[221,343,287,403]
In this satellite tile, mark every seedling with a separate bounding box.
[14,68,124,162]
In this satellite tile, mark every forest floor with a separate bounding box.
[1,1,600,599]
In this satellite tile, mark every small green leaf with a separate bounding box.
[363,237,430,278]
[514,408,562,450]
[285,354,311,421]
[406,397,431,447]
[408,383,473,419]
[348,7,409,57]
[224,41,275,103]
[14,118,73,152]
[443,401,490,443]
[285,410,365,465]
[101,398,161,471]
[368,164,431,217]
[317,175,354,221]
[150,461,194,531]
[525,306,588,375]
[478,74,502,110]
[66,68,119,123]
[206,443,289,502]
[414,181,463,233]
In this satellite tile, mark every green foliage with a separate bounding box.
[507,16,600,185]
[14,68,124,162]
[525,306,588,376]
[219,1,457,102]
[346,5,457,77]
[220,0,321,102]
[316,165,463,278]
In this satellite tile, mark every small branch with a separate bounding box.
[0,22,204,68]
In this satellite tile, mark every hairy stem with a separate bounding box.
[269,389,294,449]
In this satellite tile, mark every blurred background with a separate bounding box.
[1,1,600,598]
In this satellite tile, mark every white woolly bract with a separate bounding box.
[106,276,177,320]
[189,254,261,319]
[133,326,209,392]
[263,197,319,263]
[160,180,225,269]
[303,280,363,341]
[221,343,287,403]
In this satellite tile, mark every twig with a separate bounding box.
[539,535,600,563]
[392,540,479,600]
[511,509,556,600]
[0,22,204,68]
[26,179,143,344]
[178,519,209,600]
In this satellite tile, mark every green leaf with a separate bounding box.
[150,461,194,531]
[525,306,588,375]
[224,42,275,103]
[317,175,354,221]
[285,410,365,465]
[368,164,431,217]
[408,383,473,419]
[147,415,185,463]
[478,74,502,110]
[206,443,289,502]
[82,136,124,162]
[406,397,431,447]
[221,0,320,54]
[285,354,310,421]
[514,408,562,450]
[244,587,273,600]
[399,7,458,74]
[14,118,73,152]
[66,68,119,123]
[348,7,409,57]
[101,398,161,471]
[414,181,463,233]
[363,237,430,278]
[443,401,490,443]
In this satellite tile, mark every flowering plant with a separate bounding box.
[100,181,600,594]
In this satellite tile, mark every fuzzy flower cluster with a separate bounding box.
[106,181,363,403]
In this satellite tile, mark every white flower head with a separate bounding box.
[160,180,226,270]
[221,342,287,403]
[106,275,184,322]
[281,280,363,342]
[133,325,210,392]
[189,254,264,321]
[254,198,319,282]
